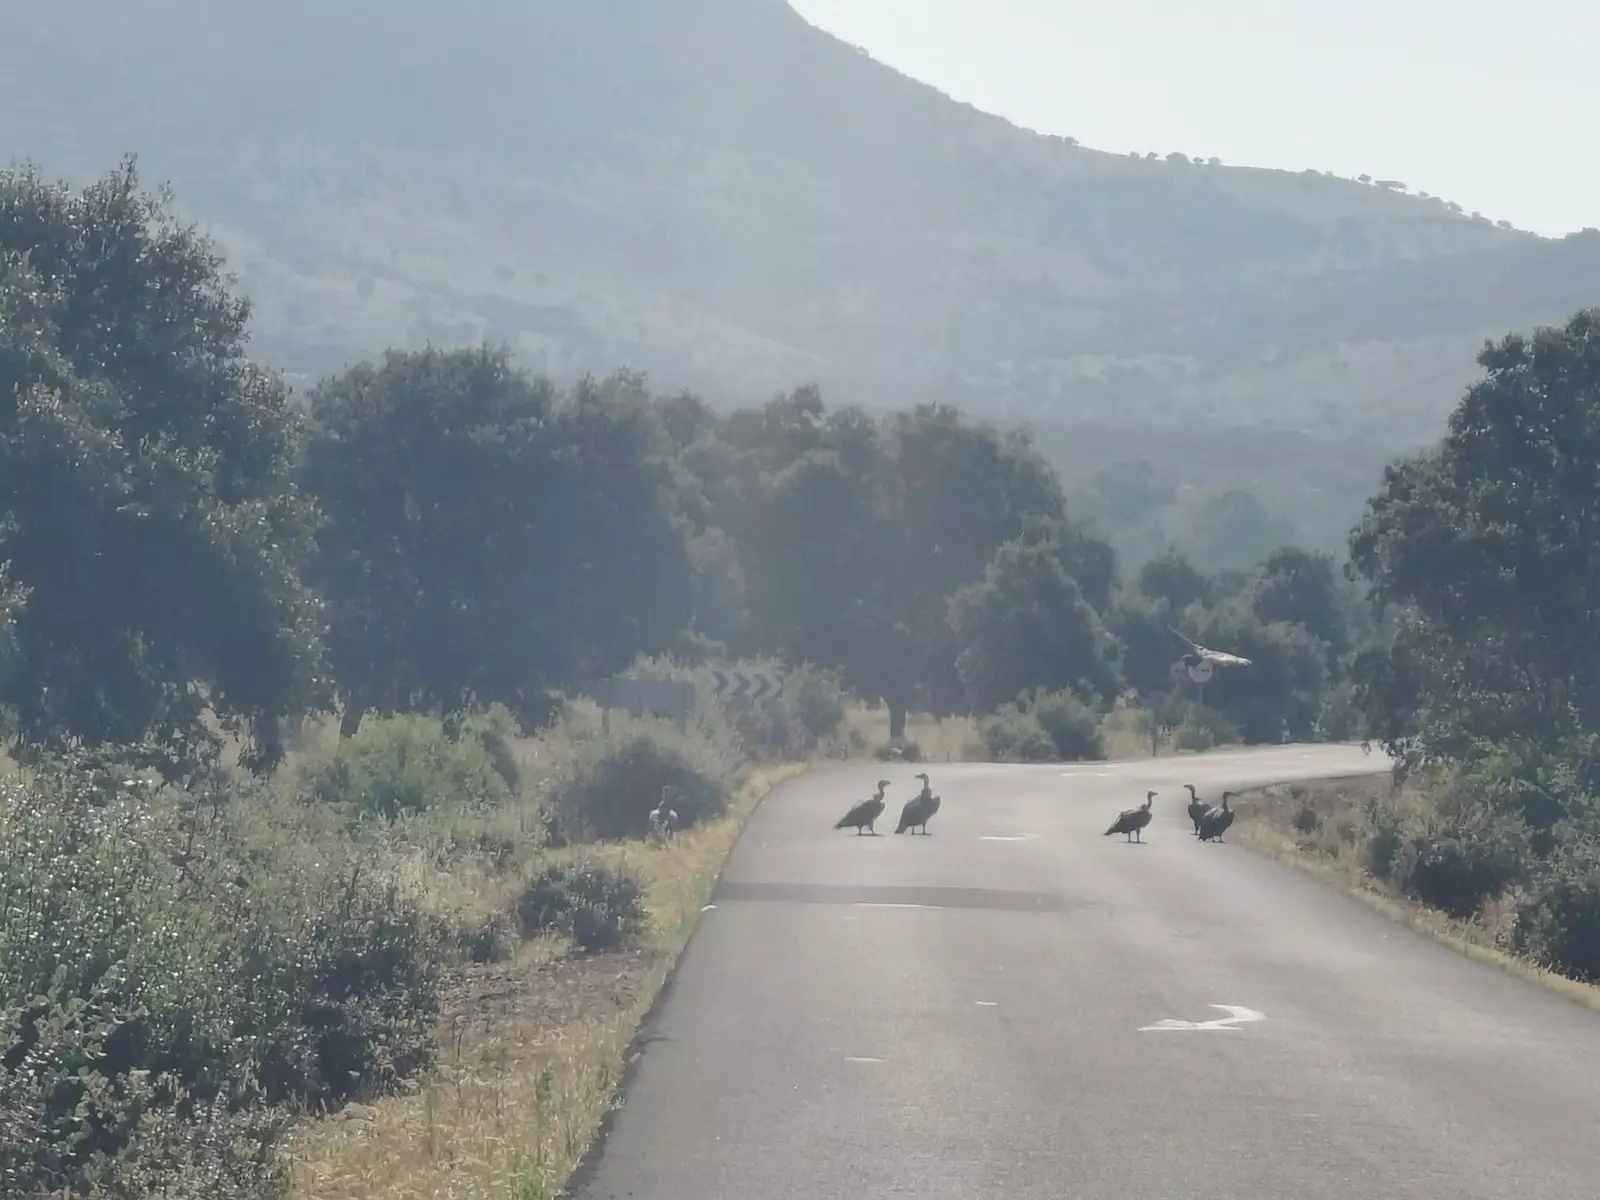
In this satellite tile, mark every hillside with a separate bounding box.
[3,0,1598,450]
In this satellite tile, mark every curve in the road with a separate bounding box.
[569,745,1600,1200]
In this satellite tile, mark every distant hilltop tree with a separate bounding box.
[1358,174,1373,184]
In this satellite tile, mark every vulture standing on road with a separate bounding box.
[1197,791,1237,843]
[1183,783,1211,835]
[895,772,941,835]
[1105,791,1157,843]
[835,780,891,835]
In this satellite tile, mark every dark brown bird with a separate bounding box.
[1105,791,1157,843]
[835,780,891,835]
[1183,783,1211,835]
[895,773,941,834]
[1197,791,1237,843]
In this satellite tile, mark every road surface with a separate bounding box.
[569,745,1600,1199]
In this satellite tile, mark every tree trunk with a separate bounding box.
[340,700,368,738]
[888,697,908,741]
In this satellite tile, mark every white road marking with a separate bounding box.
[1139,1004,1266,1032]
[853,902,938,910]
[980,833,1041,842]
[701,904,717,912]
[976,1001,998,1007]
[845,1056,884,1063]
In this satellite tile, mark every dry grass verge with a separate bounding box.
[286,761,805,1200]
[1233,774,1600,1014]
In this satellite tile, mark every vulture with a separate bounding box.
[1105,791,1157,843]
[648,788,680,841]
[1168,626,1253,670]
[835,780,891,835]
[895,772,941,835]
[1183,783,1211,835]
[1197,792,1238,843]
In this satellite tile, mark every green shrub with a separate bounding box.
[296,712,513,822]
[516,858,648,953]
[1512,842,1600,981]
[548,725,733,841]
[1392,809,1529,918]
[978,704,1057,762]
[1292,804,1322,835]
[1171,702,1242,752]
[0,750,443,1196]
[1023,689,1105,761]
[619,654,844,761]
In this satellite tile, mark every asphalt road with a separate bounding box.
[569,745,1600,1199]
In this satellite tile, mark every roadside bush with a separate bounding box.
[1023,689,1106,760]
[1511,842,1600,981]
[621,654,845,761]
[295,711,513,822]
[1392,809,1529,918]
[978,703,1057,762]
[548,724,734,841]
[714,660,846,760]
[516,858,648,953]
[0,752,443,1197]
[1171,702,1242,752]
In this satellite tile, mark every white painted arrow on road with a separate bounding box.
[1139,1004,1265,1032]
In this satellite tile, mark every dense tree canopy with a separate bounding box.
[0,159,1377,768]
[1350,308,1600,760]
[0,158,322,770]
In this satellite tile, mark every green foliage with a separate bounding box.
[516,858,648,954]
[623,654,847,762]
[301,351,692,729]
[978,689,1106,762]
[1512,842,1600,981]
[977,705,1058,763]
[0,159,324,772]
[548,726,733,842]
[294,711,514,822]
[949,540,1120,713]
[0,752,441,1197]
[1350,308,1600,761]
[1166,701,1244,752]
[1361,795,1530,919]
[1022,689,1107,761]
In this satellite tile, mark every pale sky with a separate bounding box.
[789,0,1599,238]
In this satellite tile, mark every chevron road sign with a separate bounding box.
[708,668,784,702]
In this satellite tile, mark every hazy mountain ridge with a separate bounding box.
[3,0,1596,445]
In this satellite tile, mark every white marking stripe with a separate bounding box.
[1139,1004,1265,1032]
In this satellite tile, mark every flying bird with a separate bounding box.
[1168,626,1253,669]
[1105,791,1157,843]
[835,780,891,835]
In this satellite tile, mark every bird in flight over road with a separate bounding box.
[1168,626,1252,669]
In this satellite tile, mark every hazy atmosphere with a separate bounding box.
[793,0,1600,237]
[5,3,1600,1197]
